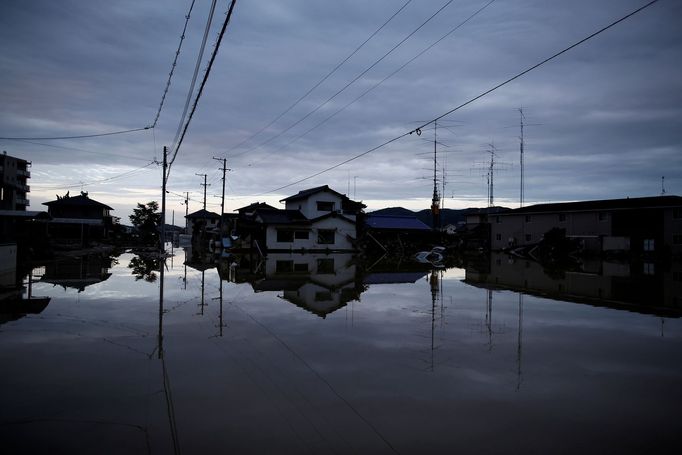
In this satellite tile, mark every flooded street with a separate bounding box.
[2,249,681,454]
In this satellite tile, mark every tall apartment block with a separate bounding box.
[0,151,31,211]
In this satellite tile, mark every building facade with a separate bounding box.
[0,152,31,211]
[490,195,682,256]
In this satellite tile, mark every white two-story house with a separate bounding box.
[241,185,365,253]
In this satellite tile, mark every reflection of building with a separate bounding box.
[43,192,114,241]
[465,252,682,316]
[41,254,114,292]
[489,195,682,255]
[255,253,362,317]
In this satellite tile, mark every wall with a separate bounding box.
[285,191,356,221]
[265,216,356,251]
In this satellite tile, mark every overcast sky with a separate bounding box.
[1,0,680,222]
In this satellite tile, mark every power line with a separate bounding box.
[150,0,198,129]
[274,0,497,155]
[228,0,414,154]
[169,0,218,154]
[232,0,456,158]
[254,0,661,196]
[167,0,239,178]
[0,126,150,141]
[32,161,156,191]
[0,139,154,162]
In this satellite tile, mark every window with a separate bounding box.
[525,234,532,242]
[277,230,293,243]
[495,233,501,241]
[293,263,308,273]
[275,260,293,273]
[317,201,335,212]
[598,212,607,221]
[294,230,309,240]
[317,258,335,274]
[525,215,531,223]
[643,263,655,275]
[673,234,682,245]
[559,213,566,222]
[315,291,333,302]
[643,239,655,251]
[318,229,335,244]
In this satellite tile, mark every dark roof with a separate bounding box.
[236,202,277,212]
[43,194,113,210]
[280,185,338,202]
[504,195,682,215]
[186,209,221,219]
[255,208,309,225]
[366,214,431,231]
[280,185,366,211]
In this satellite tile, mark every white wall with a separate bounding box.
[265,216,356,251]
[285,191,357,221]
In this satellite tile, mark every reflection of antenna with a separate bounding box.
[516,293,524,390]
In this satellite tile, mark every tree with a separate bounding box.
[129,201,161,244]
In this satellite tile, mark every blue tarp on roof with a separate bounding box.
[365,214,430,231]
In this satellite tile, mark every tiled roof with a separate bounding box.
[365,214,431,231]
[255,208,309,225]
[505,195,682,215]
[186,209,221,219]
[43,194,113,210]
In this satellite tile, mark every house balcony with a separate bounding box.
[16,198,30,207]
[16,169,30,178]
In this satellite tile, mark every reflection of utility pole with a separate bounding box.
[198,270,206,315]
[485,289,493,349]
[212,279,227,337]
[517,293,524,390]
[430,270,438,371]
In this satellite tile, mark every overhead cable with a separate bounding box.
[228,0,414,153]
[276,0,498,154]
[33,161,156,191]
[232,0,456,158]
[167,0,239,178]
[256,0,662,196]
[0,127,150,141]
[169,0,218,153]
[150,0,198,129]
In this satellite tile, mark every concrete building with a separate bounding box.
[490,195,682,256]
[0,152,31,211]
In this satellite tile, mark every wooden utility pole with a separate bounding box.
[196,173,209,210]
[161,146,168,252]
[213,156,229,217]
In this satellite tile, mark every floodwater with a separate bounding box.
[1,249,681,454]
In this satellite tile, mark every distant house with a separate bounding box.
[489,195,682,255]
[236,185,365,253]
[43,191,114,242]
[185,209,221,237]
[364,214,432,252]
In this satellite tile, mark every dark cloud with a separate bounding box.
[0,0,679,219]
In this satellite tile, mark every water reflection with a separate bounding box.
[2,247,681,453]
[128,253,161,283]
[42,253,115,292]
[465,252,682,317]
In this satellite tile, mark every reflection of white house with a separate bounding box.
[254,253,361,317]
[240,186,365,253]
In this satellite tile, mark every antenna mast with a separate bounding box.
[519,108,525,207]
[431,121,441,230]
